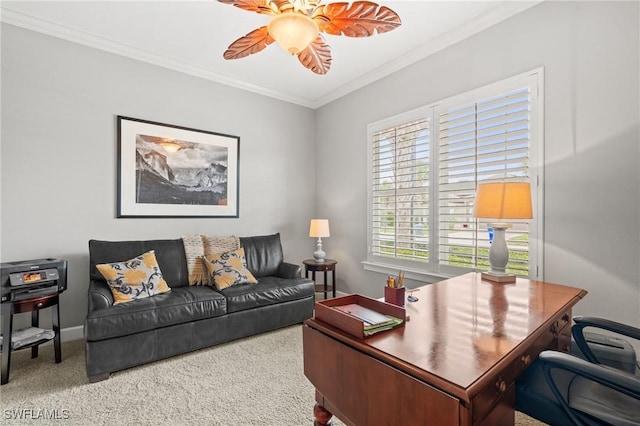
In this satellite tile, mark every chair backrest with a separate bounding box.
[517,316,640,426]
[572,316,639,376]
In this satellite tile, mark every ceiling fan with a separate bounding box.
[218,0,402,74]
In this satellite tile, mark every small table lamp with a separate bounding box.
[474,182,532,283]
[309,219,330,263]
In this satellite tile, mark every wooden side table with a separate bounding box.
[303,259,337,299]
[1,292,62,385]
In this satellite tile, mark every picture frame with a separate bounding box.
[117,116,239,218]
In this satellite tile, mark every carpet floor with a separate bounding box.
[1,325,546,425]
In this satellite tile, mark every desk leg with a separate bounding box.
[52,303,61,363]
[314,403,333,426]
[1,308,13,385]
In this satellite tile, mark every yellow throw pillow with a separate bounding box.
[96,250,171,304]
[202,247,258,291]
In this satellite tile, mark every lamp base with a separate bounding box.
[313,237,326,263]
[481,271,516,283]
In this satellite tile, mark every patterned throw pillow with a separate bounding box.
[96,250,171,304]
[202,247,258,291]
[182,235,240,286]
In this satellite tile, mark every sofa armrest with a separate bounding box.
[88,280,114,312]
[278,262,302,279]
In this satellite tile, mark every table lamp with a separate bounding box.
[309,219,330,263]
[474,182,532,282]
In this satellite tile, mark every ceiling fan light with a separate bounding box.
[268,13,318,55]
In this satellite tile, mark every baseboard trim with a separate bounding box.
[62,325,84,342]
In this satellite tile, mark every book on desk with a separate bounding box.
[314,294,405,339]
[333,303,403,335]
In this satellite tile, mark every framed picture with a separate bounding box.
[117,116,239,218]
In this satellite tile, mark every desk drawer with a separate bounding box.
[304,326,461,425]
[557,313,572,353]
[308,264,334,272]
[12,294,59,314]
[472,309,571,424]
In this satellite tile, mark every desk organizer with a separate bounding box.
[314,294,406,339]
[384,286,405,306]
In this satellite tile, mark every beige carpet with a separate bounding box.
[1,325,546,425]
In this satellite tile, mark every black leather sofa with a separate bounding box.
[85,233,314,382]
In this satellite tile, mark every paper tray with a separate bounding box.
[314,294,406,339]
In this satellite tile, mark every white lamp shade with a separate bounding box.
[474,182,533,220]
[267,13,319,55]
[309,219,330,238]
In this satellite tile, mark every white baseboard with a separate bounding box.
[61,325,84,342]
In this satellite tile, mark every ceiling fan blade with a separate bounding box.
[297,35,332,75]
[312,1,401,37]
[223,26,275,60]
[217,0,279,15]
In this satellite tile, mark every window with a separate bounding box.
[366,69,543,280]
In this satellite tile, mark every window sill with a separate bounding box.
[361,261,453,284]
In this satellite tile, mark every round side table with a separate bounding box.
[303,259,337,299]
[1,292,62,385]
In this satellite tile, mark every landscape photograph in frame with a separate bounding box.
[117,116,239,218]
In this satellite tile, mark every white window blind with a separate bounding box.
[371,118,430,263]
[366,69,542,279]
[437,88,531,275]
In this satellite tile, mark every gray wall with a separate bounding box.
[2,1,639,335]
[1,24,316,331]
[315,1,640,327]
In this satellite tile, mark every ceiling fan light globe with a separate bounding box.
[268,13,318,55]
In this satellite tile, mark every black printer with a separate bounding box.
[1,258,67,303]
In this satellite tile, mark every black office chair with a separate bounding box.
[516,317,640,426]
[572,316,639,375]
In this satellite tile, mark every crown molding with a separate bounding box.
[0,8,316,109]
[314,1,542,108]
[2,2,541,110]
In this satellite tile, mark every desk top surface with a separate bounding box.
[307,272,587,393]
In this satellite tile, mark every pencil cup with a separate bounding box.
[384,286,405,306]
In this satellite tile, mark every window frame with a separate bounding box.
[364,68,544,281]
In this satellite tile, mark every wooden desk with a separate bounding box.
[303,272,587,426]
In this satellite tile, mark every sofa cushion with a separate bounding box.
[96,250,171,305]
[239,233,284,278]
[202,248,258,290]
[223,276,314,314]
[84,286,227,341]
